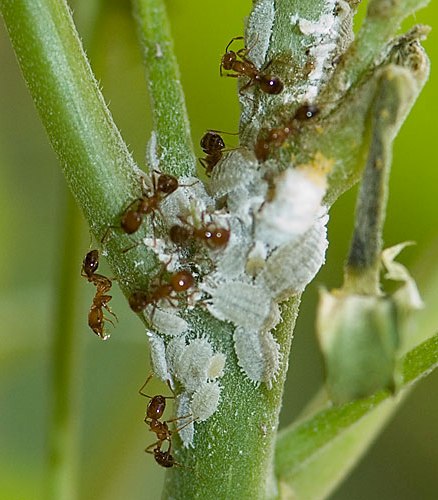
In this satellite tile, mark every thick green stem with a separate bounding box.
[0,0,158,291]
[131,0,195,177]
[162,297,301,500]
[45,190,83,500]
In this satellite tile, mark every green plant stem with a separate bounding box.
[332,0,430,93]
[131,0,195,177]
[0,0,136,229]
[275,332,438,499]
[0,0,159,290]
[162,297,301,500]
[45,189,83,500]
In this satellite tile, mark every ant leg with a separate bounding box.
[122,240,141,254]
[239,78,254,95]
[225,35,244,53]
[223,73,240,79]
[138,373,155,398]
[101,225,118,245]
[145,440,162,453]
[139,373,174,399]
[207,129,239,136]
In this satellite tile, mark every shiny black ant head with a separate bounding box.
[200,131,225,153]
[258,75,284,95]
[83,250,99,276]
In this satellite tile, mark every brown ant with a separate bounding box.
[254,103,320,162]
[139,374,194,469]
[129,268,195,318]
[169,214,230,250]
[81,250,117,340]
[199,131,226,175]
[199,129,239,175]
[101,171,179,244]
[220,36,284,95]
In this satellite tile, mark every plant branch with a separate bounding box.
[45,190,83,500]
[132,0,195,177]
[275,332,438,499]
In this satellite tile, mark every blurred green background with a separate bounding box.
[0,1,437,499]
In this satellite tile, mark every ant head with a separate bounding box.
[221,52,236,71]
[157,174,179,195]
[83,250,99,275]
[200,131,225,152]
[258,75,284,95]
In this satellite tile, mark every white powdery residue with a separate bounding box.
[146,131,160,169]
[190,381,222,422]
[304,42,337,101]
[172,338,215,393]
[298,13,335,37]
[233,328,281,386]
[245,0,275,67]
[201,281,279,332]
[146,331,169,382]
[149,307,189,337]
[297,0,351,101]
[255,168,326,248]
[175,393,195,448]
[256,212,329,300]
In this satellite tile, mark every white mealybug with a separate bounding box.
[172,338,216,393]
[233,328,281,387]
[146,331,169,383]
[256,212,329,300]
[255,168,326,248]
[202,281,280,332]
[165,336,188,374]
[175,392,195,448]
[190,381,222,422]
[213,217,251,280]
[147,306,189,337]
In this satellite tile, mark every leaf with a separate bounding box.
[275,333,438,500]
